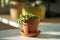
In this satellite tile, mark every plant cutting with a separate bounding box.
[17,13,41,37]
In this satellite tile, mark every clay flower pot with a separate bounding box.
[17,13,41,37]
[20,17,40,37]
[10,1,26,20]
[23,17,40,34]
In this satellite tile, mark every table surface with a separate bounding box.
[0,23,60,40]
[0,14,60,40]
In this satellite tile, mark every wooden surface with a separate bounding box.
[41,18,60,23]
[0,22,18,30]
[0,14,60,23]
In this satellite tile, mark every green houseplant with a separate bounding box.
[17,13,40,37]
[22,0,46,21]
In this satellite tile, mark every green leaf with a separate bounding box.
[17,13,38,25]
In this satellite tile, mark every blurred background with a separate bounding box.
[0,0,60,18]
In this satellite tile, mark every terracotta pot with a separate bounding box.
[10,1,26,20]
[23,17,40,34]
[10,8,19,20]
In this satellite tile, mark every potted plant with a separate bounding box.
[17,13,40,37]
[9,0,26,20]
[22,0,46,21]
